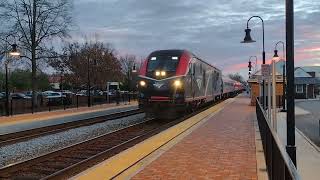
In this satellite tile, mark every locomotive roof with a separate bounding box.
[148,49,185,57]
[149,49,221,72]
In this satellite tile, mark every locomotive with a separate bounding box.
[137,49,243,119]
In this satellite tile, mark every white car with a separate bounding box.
[44,92,66,99]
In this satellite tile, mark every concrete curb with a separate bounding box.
[296,128,320,153]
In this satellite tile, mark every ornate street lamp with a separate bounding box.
[132,63,137,73]
[87,55,91,107]
[4,44,21,116]
[249,56,258,73]
[241,16,266,109]
[273,41,286,112]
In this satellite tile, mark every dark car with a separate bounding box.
[11,93,32,100]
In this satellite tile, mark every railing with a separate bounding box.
[0,92,138,116]
[256,98,300,180]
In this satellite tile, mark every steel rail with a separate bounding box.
[0,108,142,146]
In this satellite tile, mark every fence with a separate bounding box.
[0,92,138,116]
[256,98,300,180]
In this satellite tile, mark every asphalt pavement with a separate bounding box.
[295,100,320,146]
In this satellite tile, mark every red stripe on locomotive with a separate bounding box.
[139,59,148,76]
[176,51,191,76]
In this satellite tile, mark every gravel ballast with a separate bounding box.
[0,113,145,167]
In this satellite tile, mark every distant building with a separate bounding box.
[247,61,285,106]
[48,75,62,90]
[248,64,320,105]
[295,66,320,99]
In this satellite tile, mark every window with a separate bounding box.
[147,55,179,72]
[296,84,304,93]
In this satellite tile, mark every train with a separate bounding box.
[137,49,244,119]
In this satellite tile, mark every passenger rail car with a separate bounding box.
[222,76,243,98]
[138,49,226,119]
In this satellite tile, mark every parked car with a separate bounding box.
[24,91,41,97]
[42,91,56,96]
[0,92,5,99]
[62,90,75,95]
[44,92,69,106]
[11,93,32,100]
[76,90,87,96]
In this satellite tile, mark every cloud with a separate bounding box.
[73,0,320,78]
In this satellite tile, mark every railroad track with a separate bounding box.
[0,99,226,180]
[0,108,142,146]
[0,118,180,180]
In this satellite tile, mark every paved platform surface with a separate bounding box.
[0,102,138,135]
[276,111,320,180]
[132,96,257,179]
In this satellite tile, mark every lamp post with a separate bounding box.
[87,55,91,107]
[241,16,266,109]
[249,56,258,73]
[4,61,9,116]
[273,41,286,112]
[286,0,296,166]
[4,44,21,116]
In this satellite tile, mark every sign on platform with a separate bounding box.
[261,64,270,79]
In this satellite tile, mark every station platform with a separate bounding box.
[0,101,138,135]
[74,95,267,179]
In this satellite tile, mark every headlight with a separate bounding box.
[155,71,160,76]
[161,71,166,76]
[174,80,181,88]
[140,81,146,87]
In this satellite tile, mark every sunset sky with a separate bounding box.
[73,0,320,78]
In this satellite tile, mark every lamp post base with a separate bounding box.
[286,145,296,166]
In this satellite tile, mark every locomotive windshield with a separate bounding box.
[147,55,180,72]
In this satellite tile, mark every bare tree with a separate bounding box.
[119,54,139,91]
[50,41,123,89]
[228,73,246,85]
[0,0,72,109]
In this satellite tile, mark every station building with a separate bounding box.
[248,62,320,105]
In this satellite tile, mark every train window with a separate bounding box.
[147,55,179,72]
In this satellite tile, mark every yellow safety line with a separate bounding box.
[73,99,234,180]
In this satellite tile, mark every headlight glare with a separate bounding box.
[174,80,181,87]
[161,71,166,76]
[140,81,146,87]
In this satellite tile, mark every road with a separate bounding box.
[295,100,320,146]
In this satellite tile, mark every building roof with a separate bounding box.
[295,77,320,85]
[248,63,320,85]
[294,67,312,77]
[300,66,320,78]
